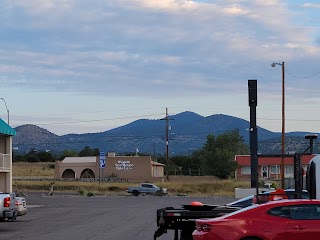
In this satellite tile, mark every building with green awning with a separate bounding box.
[0,118,16,136]
[0,118,15,192]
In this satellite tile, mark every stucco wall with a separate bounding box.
[0,173,6,192]
[103,156,152,178]
[55,161,98,178]
[55,155,164,179]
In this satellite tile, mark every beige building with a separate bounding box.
[55,152,165,182]
[0,118,16,192]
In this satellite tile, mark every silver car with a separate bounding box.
[15,197,27,216]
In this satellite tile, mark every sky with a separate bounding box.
[0,0,320,136]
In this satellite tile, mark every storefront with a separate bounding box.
[55,152,165,182]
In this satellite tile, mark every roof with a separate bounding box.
[62,156,97,163]
[235,154,315,166]
[151,161,165,166]
[0,118,16,136]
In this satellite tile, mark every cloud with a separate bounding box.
[302,3,320,8]
[1,0,320,100]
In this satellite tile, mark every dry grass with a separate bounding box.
[13,162,55,177]
[12,162,251,196]
[154,180,250,197]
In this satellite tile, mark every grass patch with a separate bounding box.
[12,162,250,197]
[154,180,250,197]
[13,162,55,177]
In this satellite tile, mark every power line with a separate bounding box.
[34,113,164,126]
[285,69,320,79]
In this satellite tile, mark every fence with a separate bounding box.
[13,177,128,183]
[168,168,202,176]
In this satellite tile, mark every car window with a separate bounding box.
[228,198,253,208]
[226,195,253,207]
[141,184,152,188]
[290,205,320,220]
[301,192,310,199]
[268,206,291,219]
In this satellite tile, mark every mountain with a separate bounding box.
[12,111,319,155]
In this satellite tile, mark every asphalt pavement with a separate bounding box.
[0,192,237,240]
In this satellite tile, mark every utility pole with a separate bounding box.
[161,108,173,181]
[271,61,285,189]
[281,61,285,189]
[165,108,169,180]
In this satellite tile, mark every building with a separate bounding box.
[0,118,16,192]
[235,154,315,179]
[55,152,165,182]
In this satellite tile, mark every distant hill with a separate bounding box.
[12,111,319,155]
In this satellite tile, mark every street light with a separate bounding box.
[271,61,285,189]
[0,98,9,125]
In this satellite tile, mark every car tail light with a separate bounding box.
[4,197,10,207]
[196,222,213,232]
[15,200,22,206]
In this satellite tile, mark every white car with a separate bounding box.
[15,197,27,216]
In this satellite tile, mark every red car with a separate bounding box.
[193,199,320,240]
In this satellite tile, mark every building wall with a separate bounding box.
[235,154,314,180]
[152,165,164,177]
[0,174,6,192]
[0,135,13,192]
[55,155,164,180]
[0,136,6,153]
[103,156,152,178]
[55,161,98,178]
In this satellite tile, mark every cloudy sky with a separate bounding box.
[1,0,320,135]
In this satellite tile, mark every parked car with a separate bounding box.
[15,197,27,216]
[127,183,167,196]
[193,199,320,240]
[0,192,17,220]
[226,189,310,208]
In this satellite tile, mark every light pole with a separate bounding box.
[271,61,285,189]
[0,98,9,125]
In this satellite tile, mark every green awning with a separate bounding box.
[0,118,16,136]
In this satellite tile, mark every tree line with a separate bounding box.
[13,129,249,179]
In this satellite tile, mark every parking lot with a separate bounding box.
[0,192,236,240]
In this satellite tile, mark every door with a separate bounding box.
[262,166,268,178]
[286,205,320,240]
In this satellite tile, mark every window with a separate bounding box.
[269,205,320,220]
[285,165,294,175]
[241,166,251,175]
[268,206,291,219]
[270,165,280,174]
[290,205,320,220]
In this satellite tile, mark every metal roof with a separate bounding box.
[0,118,16,136]
[63,156,97,163]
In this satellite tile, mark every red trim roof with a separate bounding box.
[235,154,316,166]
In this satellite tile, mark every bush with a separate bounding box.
[78,189,85,195]
[87,192,94,197]
[108,186,121,191]
[48,164,55,169]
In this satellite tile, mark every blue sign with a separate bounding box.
[99,151,106,168]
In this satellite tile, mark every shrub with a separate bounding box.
[48,164,55,169]
[108,186,121,191]
[78,188,85,195]
[87,192,94,197]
